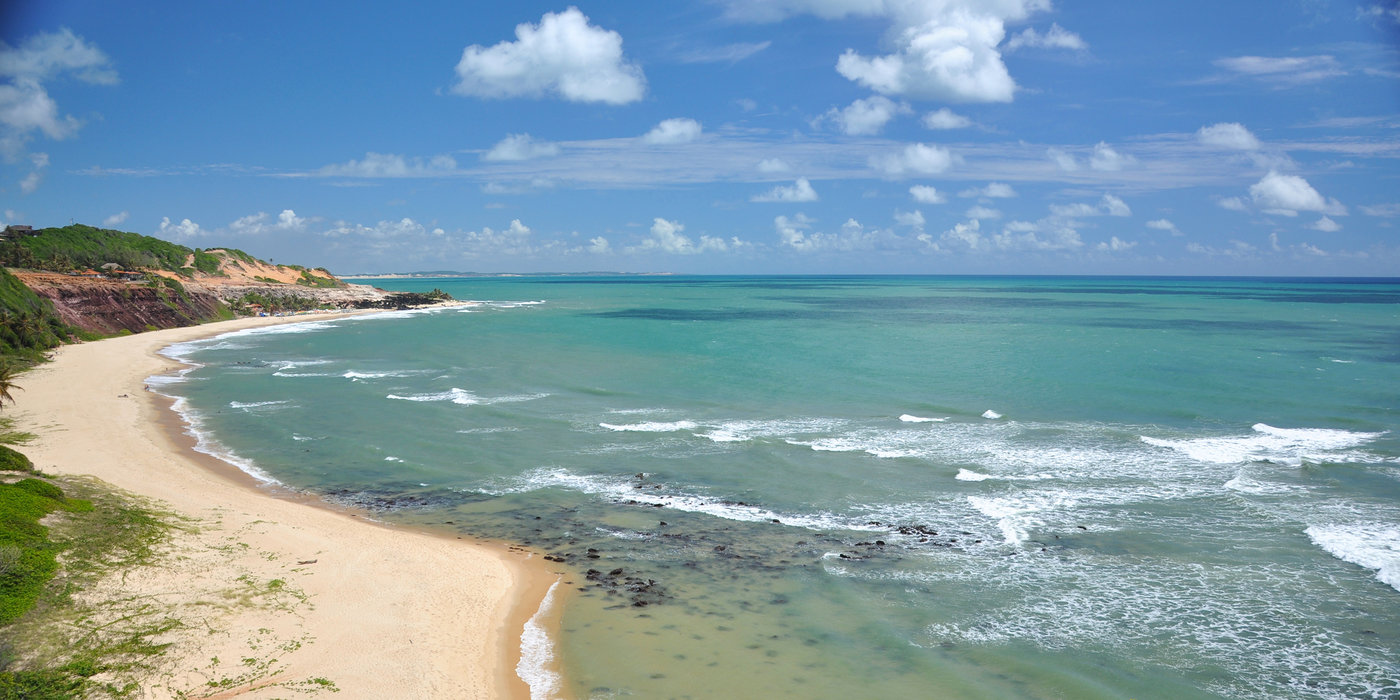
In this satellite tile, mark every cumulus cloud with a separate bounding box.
[1095,236,1136,252]
[822,95,910,135]
[1049,193,1131,218]
[320,152,458,178]
[921,108,973,130]
[103,210,129,227]
[1213,55,1345,85]
[775,213,888,252]
[1089,142,1134,171]
[1196,122,1260,150]
[483,133,560,161]
[966,205,1001,219]
[1004,23,1088,51]
[959,182,1016,199]
[909,185,946,204]
[871,143,958,178]
[0,28,117,159]
[894,209,925,227]
[451,7,646,104]
[1146,218,1182,236]
[752,177,819,203]
[231,209,309,236]
[630,217,728,255]
[157,217,209,240]
[1309,216,1341,232]
[1218,196,1249,212]
[727,1,1062,103]
[1248,171,1346,216]
[642,118,702,145]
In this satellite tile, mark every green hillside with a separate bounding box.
[0,269,71,362]
[1,224,222,276]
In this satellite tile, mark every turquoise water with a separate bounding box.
[158,277,1400,699]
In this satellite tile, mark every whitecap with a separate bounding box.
[1306,523,1400,593]
[1141,423,1386,465]
[387,388,481,405]
[229,400,290,410]
[981,410,1002,420]
[384,456,404,463]
[900,414,947,423]
[599,420,698,433]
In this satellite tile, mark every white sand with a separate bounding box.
[15,313,553,698]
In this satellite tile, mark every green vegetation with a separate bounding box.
[0,478,93,625]
[0,269,71,364]
[4,224,195,275]
[355,289,454,309]
[0,447,33,474]
[228,292,334,315]
[0,475,177,698]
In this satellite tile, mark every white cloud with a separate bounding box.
[1360,202,1400,217]
[752,177,819,203]
[1213,55,1345,85]
[1046,147,1078,171]
[894,209,925,227]
[157,217,209,240]
[922,108,973,130]
[729,1,1059,103]
[0,28,117,157]
[630,217,728,255]
[451,7,646,105]
[19,151,47,193]
[871,143,958,178]
[1358,3,1400,24]
[823,95,909,135]
[1089,142,1134,171]
[966,205,1001,219]
[1309,216,1342,232]
[757,158,792,173]
[1095,236,1136,252]
[103,210,129,227]
[643,118,702,145]
[678,41,772,64]
[1248,171,1346,216]
[1196,122,1260,150]
[1004,23,1087,51]
[909,185,947,204]
[959,182,1017,198]
[587,236,611,254]
[1049,193,1132,218]
[1218,196,1249,212]
[320,152,458,177]
[483,133,560,161]
[775,213,887,252]
[231,209,310,236]
[1146,218,1182,236]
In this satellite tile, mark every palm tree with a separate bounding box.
[0,363,21,410]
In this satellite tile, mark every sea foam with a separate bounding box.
[1306,523,1400,593]
[1141,423,1386,465]
[517,579,562,700]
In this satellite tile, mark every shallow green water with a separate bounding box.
[158,276,1400,699]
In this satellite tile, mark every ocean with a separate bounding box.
[155,276,1400,699]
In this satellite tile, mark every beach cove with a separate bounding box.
[15,311,561,699]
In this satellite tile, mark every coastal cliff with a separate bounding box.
[1,224,393,339]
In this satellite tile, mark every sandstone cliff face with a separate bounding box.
[15,273,230,335]
[12,272,389,336]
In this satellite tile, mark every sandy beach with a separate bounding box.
[15,312,555,699]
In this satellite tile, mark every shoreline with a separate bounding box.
[15,311,563,699]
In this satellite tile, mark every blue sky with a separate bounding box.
[2,1,1398,275]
